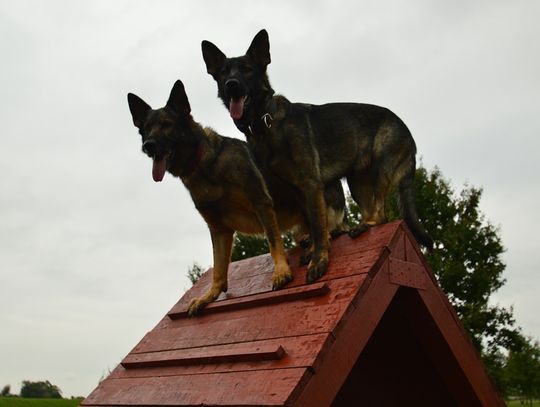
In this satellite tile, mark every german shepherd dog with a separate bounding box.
[127,80,345,315]
[202,29,433,283]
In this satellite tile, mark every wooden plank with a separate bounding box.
[168,247,383,317]
[111,334,331,379]
[81,368,310,406]
[417,284,506,406]
[133,275,366,354]
[388,258,427,289]
[122,343,285,369]
[291,259,399,407]
[168,282,329,319]
[165,222,401,315]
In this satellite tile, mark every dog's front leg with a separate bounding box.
[254,202,293,290]
[188,227,233,316]
[269,156,330,282]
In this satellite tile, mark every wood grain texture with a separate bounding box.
[121,343,285,369]
[168,282,330,319]
[82,368,311,406]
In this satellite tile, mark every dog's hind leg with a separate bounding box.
[188,227,233,316]
[346,171,378,237]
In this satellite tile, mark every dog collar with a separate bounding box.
[234,101,274,136]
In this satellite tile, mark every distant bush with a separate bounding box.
[20,381,61,399]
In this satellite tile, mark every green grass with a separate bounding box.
[507,400,540,407]
[0,397,82,407]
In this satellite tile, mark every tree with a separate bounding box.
[355,166,522,389]
[352,167,522,358]
[20,380,62,399]
[1,385,10,397]
[504,337,540,405]
[187,262,205,285]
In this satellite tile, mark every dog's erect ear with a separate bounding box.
[246,29,270,69]
[166,80,191,116]
[127,93,151,129]
[201,40,226,77]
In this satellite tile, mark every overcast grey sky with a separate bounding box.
[1,0,539,398]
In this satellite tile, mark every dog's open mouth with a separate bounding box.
[229,96,249,120]
[152,153,169,182]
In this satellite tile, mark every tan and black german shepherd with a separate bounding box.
[202,29,433,283]
[127,80,345,315]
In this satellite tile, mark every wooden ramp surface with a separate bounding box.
[82,221,504,407]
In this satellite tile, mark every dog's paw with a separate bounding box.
[348,223,371,239]
[272,264,293,290]
[330,228,348,239]
[187,297,208,317]
[306,257,329,283]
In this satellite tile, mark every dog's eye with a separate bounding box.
[241,65,254,74]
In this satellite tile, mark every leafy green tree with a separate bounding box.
[187,262,205,285]
[504,337,540,404]
[20,380,62,398]
[1,385,11,397]
[356,167,521,355]
[231,232,295,261]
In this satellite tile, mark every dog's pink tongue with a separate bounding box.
[229,96,246,120]
[152,157,167,182]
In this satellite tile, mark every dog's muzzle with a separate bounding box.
[142,139,157,158]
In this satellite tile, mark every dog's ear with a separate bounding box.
[166,80,191,116]
[127,93,151,129]
[201,40,226,78]
[246,29,270,69]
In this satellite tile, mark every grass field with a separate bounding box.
[507,401,540,407]
[0,397,83,407]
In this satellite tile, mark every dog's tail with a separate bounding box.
[398,163,434,251]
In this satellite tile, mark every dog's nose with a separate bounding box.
[225,79,240,92]
[142,139,156,158]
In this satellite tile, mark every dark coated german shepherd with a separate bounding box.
[202,29,433,283]
[127,80,345,315]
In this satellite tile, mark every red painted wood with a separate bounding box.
[168,282,330,319]
[82,368,311,406]
[388,258,427,289]
[83,220,504,406]
[111,334,331,379]
[417,284,506,406]
[167,222,401,312]
[133,275,366,354]
[170,246,384,313]
[121,343,285,369]
[292,259,399,406]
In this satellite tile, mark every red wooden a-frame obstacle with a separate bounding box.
[82,221,504,406]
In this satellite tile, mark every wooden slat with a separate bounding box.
[81,368,311,407]
[133,275,366,354]
[418,284,506,406]
[121,343,285,369]
[292,260,399,407]
[111,334,331,379]
[166,222,401,314]
[388,258,427,289]
[168,247,384,316]
[168,282,329,319]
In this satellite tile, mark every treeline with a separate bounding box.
[1,381,82,400]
